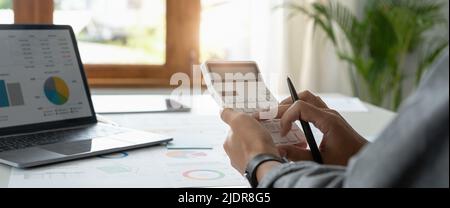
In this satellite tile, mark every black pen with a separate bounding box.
[287,77,323,164]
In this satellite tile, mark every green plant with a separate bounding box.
[283,0,448,110]
[0,0,12,9]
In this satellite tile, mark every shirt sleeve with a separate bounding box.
[257,161,347,188]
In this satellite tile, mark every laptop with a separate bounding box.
[0,25,172,168]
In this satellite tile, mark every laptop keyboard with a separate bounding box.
[0,125,125,153]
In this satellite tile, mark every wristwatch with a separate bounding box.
[244,154,286,188]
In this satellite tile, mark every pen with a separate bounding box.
[287,77,323,164]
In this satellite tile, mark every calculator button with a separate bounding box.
[244,102,255,109]
[234,102,246,109]
[224,96,235,103]
[277,141,289,145]
[257,102,271,109]
[248,94,257,102]
[287,132,299,142]
[235,96,245,103]
[257,96,266,102]
[223,104,234,109]
[267,124,278,132]
[244,108,256,113]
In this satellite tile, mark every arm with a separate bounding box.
[257,161,346,188]
[221,91,367,188]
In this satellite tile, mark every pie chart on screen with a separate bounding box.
[44,76,70,105]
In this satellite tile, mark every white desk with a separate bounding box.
[0,92,396,188]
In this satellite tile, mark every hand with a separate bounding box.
[277,91,368,166]
[221,109,280,175]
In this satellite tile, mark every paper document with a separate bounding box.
[322,97,368,112]
[8,147,248,188]
[8,114,248,188]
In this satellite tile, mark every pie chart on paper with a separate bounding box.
[44,76,70,105]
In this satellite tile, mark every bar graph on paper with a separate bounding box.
[0,80,25,108]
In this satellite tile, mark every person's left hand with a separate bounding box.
[221,109,280,174]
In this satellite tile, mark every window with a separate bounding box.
[200,0,252,62]
[10,0,200,87]
[0,0,13,24]
[54,0,166,65]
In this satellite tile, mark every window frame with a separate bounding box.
[13,0,200,87]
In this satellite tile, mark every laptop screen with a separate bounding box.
[0,26,94,130]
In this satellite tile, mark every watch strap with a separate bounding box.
[245,154,285,188]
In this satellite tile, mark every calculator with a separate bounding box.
[200,61,305,145]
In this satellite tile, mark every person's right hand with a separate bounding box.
[276,91,368,166]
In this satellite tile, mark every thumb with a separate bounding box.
[220,108,239,125]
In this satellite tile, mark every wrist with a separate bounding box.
[244,153,285,188]
[256,161,282,182]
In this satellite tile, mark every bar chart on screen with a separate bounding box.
[0,80,25,108]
